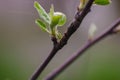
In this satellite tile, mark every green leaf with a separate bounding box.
[34,1,50,24]
[49,4,54,19]
[50,12,66,28]
[35,19,49,33]
[94,0,111,5]
[57,13,66,26]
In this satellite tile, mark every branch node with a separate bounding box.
[51,37,58,46]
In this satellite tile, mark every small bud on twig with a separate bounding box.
[88,23,97,41]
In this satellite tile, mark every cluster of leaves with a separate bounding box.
[34,1,66,40]
[34,0,111,41]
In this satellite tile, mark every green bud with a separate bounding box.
[50,12,66,28]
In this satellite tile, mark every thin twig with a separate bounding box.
[30,47,58,80]
[45,18,120,80]
[30,0,94,80]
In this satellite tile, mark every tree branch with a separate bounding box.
[45,18,120,80]
[30,0,94,80]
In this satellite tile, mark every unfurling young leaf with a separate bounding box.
[50,12,66,28]
[34,1,50,24]
[56,12,66,26]
[94,0,111,5]
[35,19,49,33]
[49,4,54,20]
[48,4,66,40]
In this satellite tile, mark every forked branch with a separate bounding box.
[30,0,94,80]
[45,18,120,80]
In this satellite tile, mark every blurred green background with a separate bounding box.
[0,0,120,80]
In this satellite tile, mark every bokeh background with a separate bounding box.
[0,0,120,80]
